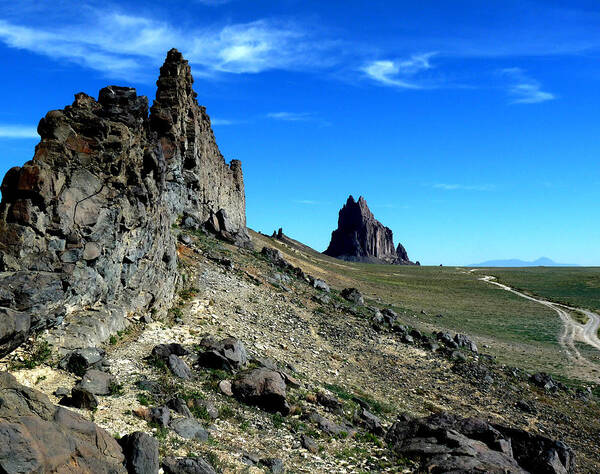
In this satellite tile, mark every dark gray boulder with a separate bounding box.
[167,354,192,379]
[119,431,159,474]
[386,412,574,473]
[381,308,398,325]
[197,336,248,371]
[64,386,99,410]
[0,371,126,472]
[169,418,209,441]
[232,368,290,415]
[76,368,114,395]
[357,407,384,436]
[151,343,189,360]
[162,456,216,474]
[454,333,478,353]
[149,406,171,428]
[341,287,364,306]
[59,347,106,376]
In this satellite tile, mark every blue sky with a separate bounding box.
[0,0,598,265]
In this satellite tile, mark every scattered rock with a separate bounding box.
[516,400,537,414]
[168,354,192,379]
[307,411,352,436]
[386,412,574,474]
[53,386,70,398]
[259,458,284,473]
[167,398,193,417]
[149,406,171,428]
[357,407,384,436]
[77,368,114,395]
[197,336,248,371]
[170,417,209,441]
[301,434,319,454]
[312,294,331,305]
[68,386,99,410]
[312,279,330,293]
[316,391,343,413]
[59,347,106,376]
[380,308,398,325]
[436,331,459,349]
[530,372,558,392]
[151,343,189,361]
[232,368,290,415]
[119,431,159,474]
[219,380,233,396]
[341,288,364,306]
[179,233,193,245]
[162,456,216,474]
[454,333,478,353]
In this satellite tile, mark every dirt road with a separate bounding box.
[479,275,600,381]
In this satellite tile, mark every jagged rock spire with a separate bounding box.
[0,48,251,357]
[324,195,415,265]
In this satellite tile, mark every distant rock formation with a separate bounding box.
[324,196,416,265]
[0,49,250,355]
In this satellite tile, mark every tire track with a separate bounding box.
[479,275,600,381]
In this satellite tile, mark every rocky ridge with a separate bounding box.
[0,229,593,473]
[324,195,416,265]
[0,49,250,356]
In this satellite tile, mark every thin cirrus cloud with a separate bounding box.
[267,112,313,121]
[500,68,555,104]
[0,125,39,139]
[433,183,496,191]
[0,13,340,81]
[362,53,436,89]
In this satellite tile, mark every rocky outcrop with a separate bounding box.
[386,412,575,473]
[324,196,415,264]
[0,49,251,356]
[0,371,126,472]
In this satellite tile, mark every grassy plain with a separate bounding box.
[251,230,600,381]
[485,267,600,312]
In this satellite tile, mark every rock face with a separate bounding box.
[324,196,414,264]
[386,412,575,473]
[0,371,126,472]
[0,49,250,356]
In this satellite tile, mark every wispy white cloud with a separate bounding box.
[267,112,313,121]
[362,53,436,88]
[267,112,331,126]
[0,125,38,138]
[293,199,326,205]
[433,183,496,191]
[210,118,240,126]
[0,14,340,81]
[501,67,555,104]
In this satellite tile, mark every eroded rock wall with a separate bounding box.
[0,49,250,355]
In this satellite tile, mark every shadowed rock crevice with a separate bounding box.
[0,48,251,355]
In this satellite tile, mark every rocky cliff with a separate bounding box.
[0,49,250,356]
[324,195,415,264]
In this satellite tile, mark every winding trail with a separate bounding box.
[479,275,600,380]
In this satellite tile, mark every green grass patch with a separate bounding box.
[488,267,600,312]
[137,393,153,406]
[10,341,52,370]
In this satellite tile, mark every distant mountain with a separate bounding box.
[468,257,579,267]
